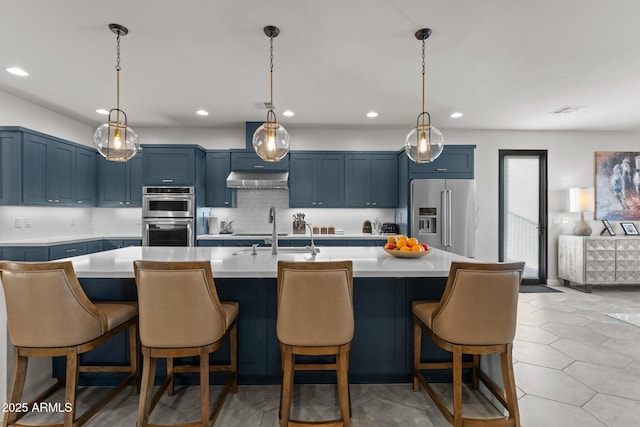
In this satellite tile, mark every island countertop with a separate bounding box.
[65,246,471,279]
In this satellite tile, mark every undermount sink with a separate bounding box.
[232,246,320,255]
[232,233,289,237]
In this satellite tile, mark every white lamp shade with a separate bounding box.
[569,187,594,213]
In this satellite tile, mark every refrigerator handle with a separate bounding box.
[441,190,448,247]
[446,190,452,247]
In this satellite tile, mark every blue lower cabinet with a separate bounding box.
[197,240,224,247]
[103,239,141,250]
[87,240,104,254]
[49,242,87,260]
[348,239,386,247]
[123,239,141,247]
[0,247,48,261]
[222,240,266,247]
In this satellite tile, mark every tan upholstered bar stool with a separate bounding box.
[133,260,238,427]
[276,261,354,427]
[0,261,139,427]
[412,261,525,427]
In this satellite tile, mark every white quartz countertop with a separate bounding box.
[197,233,390,240]
[65,246,471,279]
[0,234,141,247]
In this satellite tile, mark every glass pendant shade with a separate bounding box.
[405,114,444,163]
[94,109,140,162]
[253,118,290,162]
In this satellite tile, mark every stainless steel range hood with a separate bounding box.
[226,171,289,189]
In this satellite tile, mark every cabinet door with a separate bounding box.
[22,133,51,204]
[408,146,474,179]
[289,153,316,207]
[143,147,195,185]
[126,156,143,206]
[87,240,104,254]
[371,154,398,208]
[0,131,22,205]
[345,154,371,207]
[75,147,96,205]
[205,152,233,207]
[50,141,75,204]
[98,157,127,207]
[49,242,87,260]
[316,154,344,207]
[230,151,290,172]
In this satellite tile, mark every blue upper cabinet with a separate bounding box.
[142,146,197,185]
[289,152,344,208]
[0,130,22,205]
[22,131,75,205]
[230,122,290,172]
[345,153,398,208]
[74,147,97,205]
[97,154,142,207]
[407,145,475,179]
[206,151,234,207]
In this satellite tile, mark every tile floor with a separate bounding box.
[13,284,640,426]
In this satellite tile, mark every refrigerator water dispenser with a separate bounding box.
[417,207,437,235]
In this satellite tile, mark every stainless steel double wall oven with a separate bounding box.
[142,186,195,246]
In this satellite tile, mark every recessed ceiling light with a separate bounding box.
[549,105,586,114]
[450,112,463,119]
[196,109,209,116]
[6,67,28,77]
[96,109,109,115]
[282,110,295,117]
[366,111,378,118]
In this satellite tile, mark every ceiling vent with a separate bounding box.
[549,106,586,114]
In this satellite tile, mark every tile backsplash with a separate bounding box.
[0,189,398,242]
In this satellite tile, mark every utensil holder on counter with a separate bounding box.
[292,220,306,234]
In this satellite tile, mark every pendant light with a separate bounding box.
[93,23,140,162]
[253,25,290,162]
[405,28,444,163]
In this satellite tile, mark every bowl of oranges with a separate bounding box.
[383,235,430,258]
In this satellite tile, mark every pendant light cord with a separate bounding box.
[269,34,274,116]
[115,31,121,125]
[421,38,425,128]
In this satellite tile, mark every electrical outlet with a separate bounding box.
[14,217,23,228]
[24,218,31,228]
[562,217,569,224]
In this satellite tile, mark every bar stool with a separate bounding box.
[0,261,139,427]
[133,260,238,427]
[276,261,354,427]
[412,261,525,427]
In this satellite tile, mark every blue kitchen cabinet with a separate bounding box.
[289,152,344,208]
[74,146,97,205]
[222,240,266,247]
[205,151,234,207]
[345,153,398,208]
[230,151,290,172]
[98,154,142,207]
[22,132,75,205]
[103,239,141,250]
[0,247,48,261]
[347,239,386,247]
[49,242,88,260]
[87,240,104,254]
[0,130,22,205]
[197,240,224,247]
[407,145,475,179]
[142,146,197,186]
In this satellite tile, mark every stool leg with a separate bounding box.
[138,351,156,427]
[471,354,480,390]
[230,323,238,394]
[129,322,140,395]
[3,348,27,427]
[167,357,174,396]
[64,350,79,427]
[412,316,422,392]
[337,345,351,427]
[279,345,294,427]
[452,345,463,427]
[501,344,520,427]
[200,348,210,427]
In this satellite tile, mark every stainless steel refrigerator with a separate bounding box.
[411,179,476,257]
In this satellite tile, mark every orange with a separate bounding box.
[411,244,424,252]
[396,239,407,249]
[407,237,419,247]
[387,235,397,244]
[397,235,407,241]
[400,245,411,251]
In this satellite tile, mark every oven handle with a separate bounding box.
[145,218,194,224]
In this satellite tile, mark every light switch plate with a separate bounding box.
[15,217,23,228]
[562,217,569,224]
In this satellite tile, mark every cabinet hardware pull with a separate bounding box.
[366,202,370,205]
[54,200,60,203]
[65,249,77,253]
[224,201,229,205]
[119,201,124,205]
[162,179,174,183]
[48,199,53,203]
[125,202,130,205]
[318,202,323,205]
[77,201,83,204]
[436,168,447,171]
[254,165,264,168]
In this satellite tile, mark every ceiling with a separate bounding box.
[2,0,640,132]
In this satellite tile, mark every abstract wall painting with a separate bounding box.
[595,151,640,220]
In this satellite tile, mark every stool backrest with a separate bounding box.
[276,261,354,347]
[133,260,227,348]
[0,261,107,347]
[432,261,525,345]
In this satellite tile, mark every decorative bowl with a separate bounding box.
[384,248,431,258]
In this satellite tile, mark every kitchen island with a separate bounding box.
[2,246,472,397]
